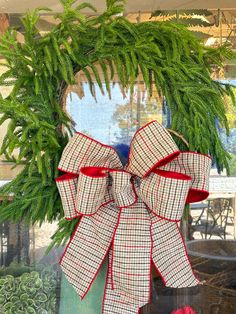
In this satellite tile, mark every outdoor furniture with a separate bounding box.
[189,203,208,240]
[191,198,232,239]
[190,203,208,225]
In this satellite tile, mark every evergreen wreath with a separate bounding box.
[0,0,235,250]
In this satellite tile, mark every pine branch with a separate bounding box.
[0,0,235,251]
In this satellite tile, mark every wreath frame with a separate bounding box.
[0,0,235,249]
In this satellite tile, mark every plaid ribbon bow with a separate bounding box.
[56,121,211,314]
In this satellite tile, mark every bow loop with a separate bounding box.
[58,132,122,174]
[75,167,111,216]
[127,121,180,178]
[160,152,212,203]
[55,173,80,220]
[56,132,123,218]
[140,169,191,221]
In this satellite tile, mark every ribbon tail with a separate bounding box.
[112,198,151,308]
[102,251,140,314]
[60,201,120,299]
[150,214,201,288]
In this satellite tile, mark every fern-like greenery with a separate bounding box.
[0,0,235,250]
[151,9,218,39]
[151,9,215,27]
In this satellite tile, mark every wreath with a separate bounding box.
[0,0,235,250]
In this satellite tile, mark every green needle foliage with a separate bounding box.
[151,9,216,27]
[0,0,235,250]
[151,9,219,39]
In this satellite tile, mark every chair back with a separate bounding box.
[207,198,231,236]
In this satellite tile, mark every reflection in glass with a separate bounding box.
[66,81,163,146]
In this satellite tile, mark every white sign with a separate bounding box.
[209,176,236,193]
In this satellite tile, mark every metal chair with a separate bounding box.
[192,198,231,239]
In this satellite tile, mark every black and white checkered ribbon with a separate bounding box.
[55,121,211,313]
